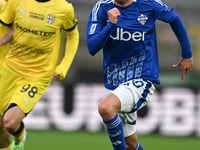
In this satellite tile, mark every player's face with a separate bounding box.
[115,0,129,5]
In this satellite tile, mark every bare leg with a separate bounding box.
[98,94,126,149]
[0,116,11,149]
[125,133,138,150]
[98,93,121,120]
[99,94,139,150]
[3,105,25,137]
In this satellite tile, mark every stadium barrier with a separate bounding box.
[24,82,200,137]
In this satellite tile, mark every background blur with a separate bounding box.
[24,0,200,149]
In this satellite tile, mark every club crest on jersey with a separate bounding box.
[47,14,56,24]
[137,14,148,25]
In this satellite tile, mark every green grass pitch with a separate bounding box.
[25,130,200,150]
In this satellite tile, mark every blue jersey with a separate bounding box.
[86,0,192,90]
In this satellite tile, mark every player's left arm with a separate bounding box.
[172,57,193,81]
[169,15,193,81]
[54,25,79,81]
[154,0,193,81]
[53,3,79,81]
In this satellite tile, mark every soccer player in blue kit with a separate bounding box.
[86,0,193,150]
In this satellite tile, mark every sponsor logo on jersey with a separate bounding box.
[30,12,45,20]
[110,27,147,42]
[24,97,30,105]
[109,131,122,137]
[19,9,27,16]
[47,14,56,24]
[15,23,56,37]
[137,14,148,25]
[0,0,5,12]
[112,140,122,145]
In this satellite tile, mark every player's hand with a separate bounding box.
[53,72,61,81]
[108,8,121,24]
[173,57,193,81]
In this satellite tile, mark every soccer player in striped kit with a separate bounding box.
[86,0,193,149]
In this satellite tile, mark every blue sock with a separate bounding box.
[134,141,144,150]
[104,114,126,150]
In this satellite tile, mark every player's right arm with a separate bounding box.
[54,25,79,81]
[108,8,121,24]
[54,3,79,81]
[86,4,117,56]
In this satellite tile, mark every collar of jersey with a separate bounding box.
[112,0,137,3]
[35,0,50,2]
